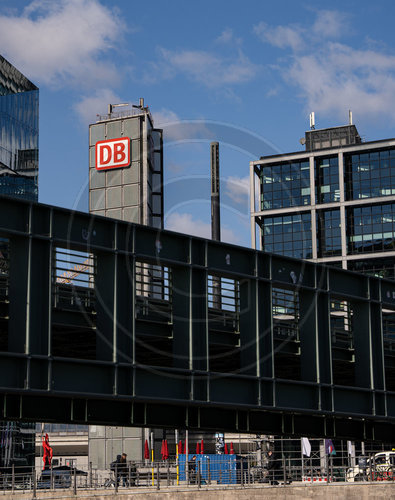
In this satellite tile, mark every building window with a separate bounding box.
[260,160,310,210]
[347,203,395,255]
[316,209,341,257]
[262,213,312,259]
[345,148,395,201]
[315,156,339,203]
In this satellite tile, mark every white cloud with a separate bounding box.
[152,108,180,127]
[255,10,395,122]
[0,0,126,88]
[73,88,122,124]
[216,28,242,45]
[158,48,258,88]
[288,43,395,120]
[225,176,250,205]
[312,10,347,38]
[165,212,240,244]
[254,22,305,51]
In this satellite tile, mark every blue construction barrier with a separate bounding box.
[178,454,244,484]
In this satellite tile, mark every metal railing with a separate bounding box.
[1,455,394,495]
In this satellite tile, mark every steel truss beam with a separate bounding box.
[0,196,394,440]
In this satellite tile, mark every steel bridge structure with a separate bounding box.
[0,197,395,440]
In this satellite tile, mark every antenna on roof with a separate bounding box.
[309,112,315,130]
[348,109,353,125]
[108,103,129,116]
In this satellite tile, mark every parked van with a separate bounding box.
[346,452,395,482]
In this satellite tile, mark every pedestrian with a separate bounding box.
[111,454,122,486]
[188,455,197,484]
[118,453,128,487]
[266,449,280,485]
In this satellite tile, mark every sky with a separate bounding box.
[1,0,395,248]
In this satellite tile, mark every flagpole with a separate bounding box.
[300,439,304,480]
[151,431,154,487]
[176,439,179,485]
[186,429,189,485]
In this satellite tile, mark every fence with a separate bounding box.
[0,453,394,495]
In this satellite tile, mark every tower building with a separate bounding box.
[89,99,163,228]
[88,100,164,467]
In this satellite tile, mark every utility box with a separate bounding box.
[178,454,245,485]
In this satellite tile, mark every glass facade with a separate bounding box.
[0,422,35,468]
[315,156,339,203]
[0,55,38,201]
[345,149,395,201]
[0,55,38,469]
[317,209,341,257]
[347,203,395,254]
[262,213,312,259]
[260,159,310,210]
[257,142,395,273]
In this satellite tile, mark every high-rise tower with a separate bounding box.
[0,54,38,469]
[0,54,39,201]
[89,99,163,228]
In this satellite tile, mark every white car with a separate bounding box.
[346,452,395,482]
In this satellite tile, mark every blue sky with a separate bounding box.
[1,0,395,248]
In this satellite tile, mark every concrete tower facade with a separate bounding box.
[89,100,163,228]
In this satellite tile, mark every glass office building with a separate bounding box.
[250,123,395,389]
[250,123,395,279]
[0,55,38,469]
[0,54,38,202]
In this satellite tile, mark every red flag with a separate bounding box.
[164,439,169,460]
[230,442,235,455]
[42,433,53,470]
[178,440,183,454]
[161,440,165,460]
[196,442,200,454]
[201,439,204,454]
[224,443,229,454]
[144,439,150,460]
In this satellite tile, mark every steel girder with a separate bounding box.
[0,196,394,440]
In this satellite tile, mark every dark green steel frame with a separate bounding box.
[0,196,395,440]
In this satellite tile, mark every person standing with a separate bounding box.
[188,455,197,484]
[266,449,280,485]
[118,453,128,487]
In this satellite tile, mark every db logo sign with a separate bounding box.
[96,137,130,170]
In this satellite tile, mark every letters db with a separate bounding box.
[96,138,131,170]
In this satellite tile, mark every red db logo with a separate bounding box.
[96,137,130,170]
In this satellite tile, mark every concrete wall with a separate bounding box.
[4,483,395,499]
